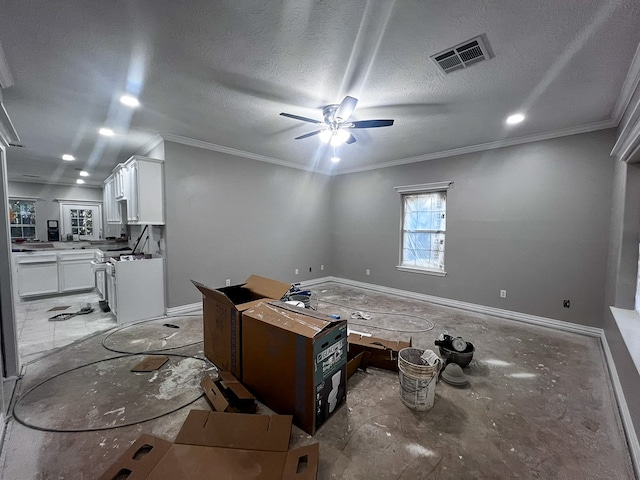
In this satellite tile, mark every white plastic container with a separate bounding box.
[398,347,441,411]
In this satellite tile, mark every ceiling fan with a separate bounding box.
[280,96,394,146]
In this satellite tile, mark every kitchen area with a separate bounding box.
[9,155,166,363]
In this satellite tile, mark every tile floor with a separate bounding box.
[13,290,117,365]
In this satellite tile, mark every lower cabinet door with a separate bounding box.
[18,262,59,297]
[59,261,95,292]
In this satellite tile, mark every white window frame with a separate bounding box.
[395,181,452,277]
[8,197,38,240]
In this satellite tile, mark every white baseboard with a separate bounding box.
[600,333,640,478]
[166,302,201,316]
[326,276,602,337]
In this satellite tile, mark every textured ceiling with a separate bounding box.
[1,0,639,185]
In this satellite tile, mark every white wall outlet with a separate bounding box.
[295,268,299,275]
[321,264,324,271]
[500,289,507,298]
[225,279,231,286]
[366,269,371,276]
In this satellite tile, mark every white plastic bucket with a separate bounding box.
[398,347,441,411]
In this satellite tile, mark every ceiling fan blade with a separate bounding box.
[346,134,356,145]
[335,96,358,122]
[294,130,322,140]
[280,112,323,124]
[350,119,394,128]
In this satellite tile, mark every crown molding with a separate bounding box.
[136,134,164,157]
[612,41,640,126]
[157,119,616,177]
[333,119,617,175]
[160,133,332,176]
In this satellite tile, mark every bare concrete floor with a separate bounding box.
[0,282,635,479]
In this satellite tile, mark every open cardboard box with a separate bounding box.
[242,301,347,435]
[347,333,412,372]
[99,410,319,479]
[191,275,291,379]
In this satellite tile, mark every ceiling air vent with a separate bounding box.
[430,34,493,74]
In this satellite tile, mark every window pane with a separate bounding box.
[402,190,446,272]
[23,227,36,239]
[11,226,22,238]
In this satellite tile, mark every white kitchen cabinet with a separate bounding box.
[108,256,165,324]
[58,250,96,292]
[14,250,97,297]
[104,175,122,225]
[113,163,127,201]
[15,253,59,297]
[125,156,164,225]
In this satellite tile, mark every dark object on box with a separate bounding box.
[435,334,475,368]
[347,333,412,372]
[242,301,347,435]
[98,410,319,480]
[191,276,291,380]
[201,372,257,413]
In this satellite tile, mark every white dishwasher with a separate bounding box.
[107,256,165,324]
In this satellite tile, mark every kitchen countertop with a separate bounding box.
[12,240,130,252]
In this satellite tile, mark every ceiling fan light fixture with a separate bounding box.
[319,129,332,143]
[120,94,140,108]
[331,155,340,163]
[62,154,75,161]
[330,128,350,146]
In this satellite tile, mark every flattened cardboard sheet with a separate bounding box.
[99,408,320,480]
[131,356,169,372]
[174,410,291,452]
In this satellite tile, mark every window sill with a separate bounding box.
[396,265,447,277]
[610,306,640,376]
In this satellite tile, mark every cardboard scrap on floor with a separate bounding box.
[131,356,169,372]
[201,372,257,414]
[47,305,70,312]
[347,333,412,372]
[98,410,319,480]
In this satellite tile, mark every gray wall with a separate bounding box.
[603,159,640,443]
[330,129,617,328]
[163,141,332,308]
[7,182,102,241]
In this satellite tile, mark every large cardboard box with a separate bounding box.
[99,410,319,479]
[242,302,348,435]
[347,333,412,372]
[191,275,291,379]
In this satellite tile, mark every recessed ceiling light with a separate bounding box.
[506,113,525,125]
[76,179,85,184]
[99,127,115,137]
[331,156,340,163]
[62,154,75,161]
[120,94,140,108]
[79,170,90,177]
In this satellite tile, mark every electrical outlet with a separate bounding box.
[366,269,370,276]
[563,299,570,308]
[500,289,507,298]
[321,264,324,271]
[225,279,231,286]
[295,268,299,275]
